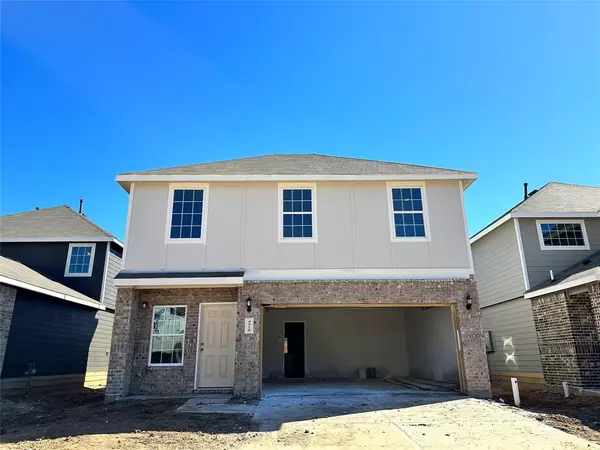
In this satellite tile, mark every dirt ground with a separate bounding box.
[493,388,600,445]
[1,387,598,449]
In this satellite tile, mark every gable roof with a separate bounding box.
[471,182,600,244]
[524,250,600,299]
[116,154,477,192]
[0,205,122,247]
[0,256,104,310]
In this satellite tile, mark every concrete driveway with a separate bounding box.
[178,381,598,449]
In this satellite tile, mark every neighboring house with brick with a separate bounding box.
[471,182,600,391]
[106,154,491,401]
[0,205,123,391]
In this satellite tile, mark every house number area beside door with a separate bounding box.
[244,318,254,334]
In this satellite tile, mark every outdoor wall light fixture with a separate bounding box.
[465,293,472,310]
[141,301,149,310]
[246,297,252,313]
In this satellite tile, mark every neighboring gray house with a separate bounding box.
[106,154,491,401]
[0,205,123,390]
[471,182,600,391]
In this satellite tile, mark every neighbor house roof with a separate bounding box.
[524,250,600,299]
[116,154,477,192]
[0,256,105,310]
[0,205,123,247]
[471,182,600,244]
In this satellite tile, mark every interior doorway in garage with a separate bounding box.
[261,305,463,389]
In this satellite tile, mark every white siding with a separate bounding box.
[472,220,525,308]
[124,180,471,272]
[481,297,543,375]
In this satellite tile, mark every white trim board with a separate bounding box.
[99,243,110,303]
[121,182,135,269]
[458,181,475,272]
[114,276,244,288]
[244,268,473,281]
[514,219,530,290]
[524,274,600,299]
[0,275,106,310]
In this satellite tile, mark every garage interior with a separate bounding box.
[261,306,461,388]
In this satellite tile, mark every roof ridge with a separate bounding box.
[61,205,114,239]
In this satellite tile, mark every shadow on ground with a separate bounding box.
[0,388,257,444]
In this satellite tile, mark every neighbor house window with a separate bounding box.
[167,186,207,241]
[388,186,429,240]
[64,243,96,277]
[537,221,589,250]
[280,185,316,241]
[150,306,186,366]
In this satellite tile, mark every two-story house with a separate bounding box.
[471,182,600,391]
[105,154,491,401]
[0,205,123,390]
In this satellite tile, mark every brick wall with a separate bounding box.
[129,288,238,395]
[236,278,491,398]
[590,282,600,335]
[0,284,17,376]
[532,288,600,389]
[107,278,491,400]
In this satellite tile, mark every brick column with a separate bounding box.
[455,280,492,398]
[590,282,600,336]
[105,288,140,402]
[532,289,600,389]
[0,284,17,376]
[233,287,261,398]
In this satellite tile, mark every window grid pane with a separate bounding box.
[541,223,586,247]
[170,189,203,239]
[151,307,186,365]
[67,246,93,274]
[282,189,313,239]
[391,188,426,238]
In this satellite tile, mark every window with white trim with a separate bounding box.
[150,306,186,365]
[539,222,588,248]
[169,188,205,240]
[391,187,427,238]
[281,188,314,239]
[65,243,96,277]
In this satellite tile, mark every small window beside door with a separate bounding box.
[149,306,186,366]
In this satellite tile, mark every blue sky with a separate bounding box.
[2,1,599,241]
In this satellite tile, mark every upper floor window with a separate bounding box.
[537,220,589,250]
[387,184,430,241]
[166,185,208,242]
[279,184,317,242]
[65,243,96,277]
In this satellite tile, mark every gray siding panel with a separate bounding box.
[102,246,122,310]
[481,297,543,375]
[520,217,600,288]
[472,220,525,308]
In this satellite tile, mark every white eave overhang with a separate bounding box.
[524,274,600,299]
[0,237,124,249]
[113,276,244,289]
[116,173,478,193]
[0,275,106,310]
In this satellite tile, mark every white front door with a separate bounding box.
[197,303,237,388]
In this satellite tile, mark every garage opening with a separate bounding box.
[261,306,461,390]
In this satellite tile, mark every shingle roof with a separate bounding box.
[0,205,116,242]
[0,256,102,308]
[471,182,600,241]
[512,183,600,214]
[120,154,476,177]
[526,250,600,296]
